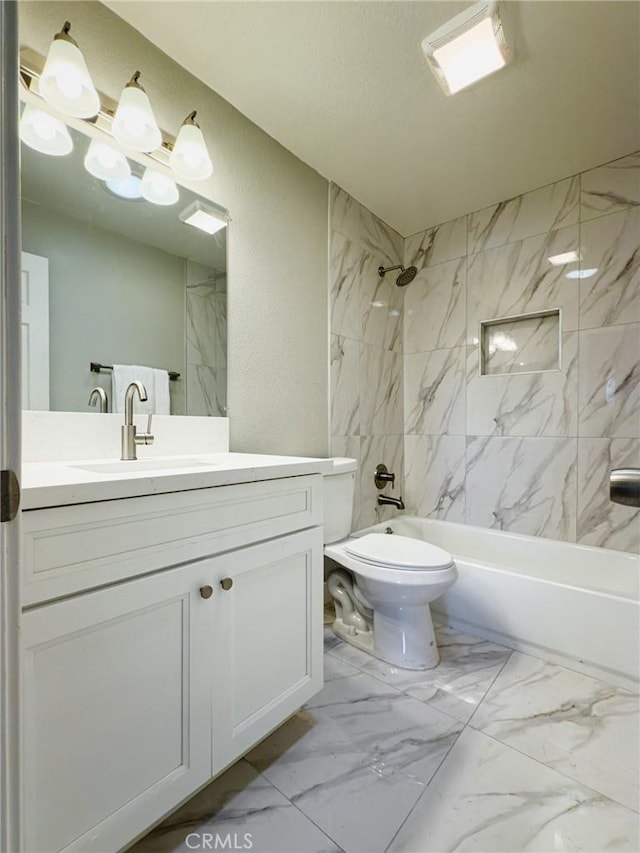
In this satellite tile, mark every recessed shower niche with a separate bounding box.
[479,309,561,376]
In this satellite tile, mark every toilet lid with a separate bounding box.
[345,533,453,571]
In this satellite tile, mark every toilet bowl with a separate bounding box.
[323,459,458,670]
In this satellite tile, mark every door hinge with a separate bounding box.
[0,469,20,521]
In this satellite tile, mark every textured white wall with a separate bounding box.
[19,1,329,457]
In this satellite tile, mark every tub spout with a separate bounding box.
[378,494,405,510]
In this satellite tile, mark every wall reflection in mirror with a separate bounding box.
[20,117,227,417]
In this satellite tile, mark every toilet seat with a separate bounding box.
[345,533,453,571]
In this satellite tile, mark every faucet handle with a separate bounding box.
[134,414,155,446]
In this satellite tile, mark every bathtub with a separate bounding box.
[355,516,640,690]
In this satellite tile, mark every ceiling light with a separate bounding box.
[422,1,512,96]
[39,21,100,118]
[19,104,73,156]
[548,251,580,266]
[112,71,162,153]
[105,173,143,200]
[170,111,213,181]
[179,200,227,234]
[84,139,130,181]
[566,268,598,280]
[141,168,179,206]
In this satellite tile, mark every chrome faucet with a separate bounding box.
[121,381,154,461]
[378,494,405,510]
[88,387,108,413]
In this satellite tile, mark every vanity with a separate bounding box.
[20,413,330,852]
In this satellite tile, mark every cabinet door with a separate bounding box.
[22,562,214,853]
[211,528,324,774]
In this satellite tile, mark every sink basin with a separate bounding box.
[72,458,214,475]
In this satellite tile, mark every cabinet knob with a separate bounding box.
[220,577,233,591]
[199,585,214,599]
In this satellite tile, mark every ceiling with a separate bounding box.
[105,1,640,236]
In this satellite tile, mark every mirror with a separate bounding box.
[20,116,227,417]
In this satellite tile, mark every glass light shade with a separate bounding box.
[39,37,100,118]
[141,168,179,206]
[170,122,213,180]
[19,105,73,156]
[112,84,162,153]
[84,139,130,181]
[105,174,143,201]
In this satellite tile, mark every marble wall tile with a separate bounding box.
[361,254,403,352]
[466,225,580,335]
[214,293,227,368]
[470,651,640,811]
[404,348,465,435]
[465,435,577,540]
[330,184,361,245]
[581,151,640,222]
[359,344,403,436]
[330,183,402,265]
[330,335,359,436]
[330,231,362,341]
[468,176,579,254]
[577,437,640,553]
[404,216,467,271]
[359,434,404,528]
[579,207,640,329]
[186,283,219,367]
[186,364,224,416]
[389,726,640,853]
[578,324,640,438]
[404,435,466,521]
[466,333,578,437]
[481,311,560,375]
[404,257,466,353]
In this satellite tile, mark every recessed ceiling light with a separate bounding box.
[566,268,598,280]
[179,200,227,234]
[548,251,580,266]
[422,1,512,96]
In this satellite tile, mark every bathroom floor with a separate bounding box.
[133,612,640,853]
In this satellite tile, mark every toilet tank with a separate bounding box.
[323,457,358,543]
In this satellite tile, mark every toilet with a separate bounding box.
[323,458,458,670]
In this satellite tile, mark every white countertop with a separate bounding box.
[21,453,333,510]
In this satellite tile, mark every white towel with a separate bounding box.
[112,365,156,414]
[153,369,170,415]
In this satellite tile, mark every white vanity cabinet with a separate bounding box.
[21,473,324,853]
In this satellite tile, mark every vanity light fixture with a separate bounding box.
[141,167,179,206]
[112,71,162,153]
[39,21,100,118]
[105,173,144,201]
[84,139,131,181]
[422,1,512,96]
[19,104,73,156]
[170,112,213,181]
[179,200,227,234]
[547,250,580,266]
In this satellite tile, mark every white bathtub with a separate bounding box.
[356,516,640,690]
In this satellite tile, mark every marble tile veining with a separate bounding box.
[330,231,365,341]
[465,435,577,540]
[468,176,579,254]
[404,215,467,271]
[358,434,404,528]
[480,311,560,376]
[389,727,640,853]
[470,652,640,812]
[359,344,402,436]
[330,335,360,436]
[361,255,403,352]
[580,151,640,222]
[404,347,466,436]
[404,434,466,522]
[403,257,466,353]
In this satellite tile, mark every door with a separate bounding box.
[22,563,214,853]
[21,251,49,410]
[0,3,22,851]
[211,528,324,775]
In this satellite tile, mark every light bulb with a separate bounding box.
[112,72,162,153]
[20,105,73,156]
[84,139,131,181]
[141,168,179,206]
[39,22,100,118]
[170,112,213,180]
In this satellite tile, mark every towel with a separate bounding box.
[153,369,170,415]
[112,365,156,414]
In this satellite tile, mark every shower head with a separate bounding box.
[378,264,418,287]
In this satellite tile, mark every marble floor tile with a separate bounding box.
[130,759,340,853]
[330,624,512,724]
[388,727,640,853]
[470,652,640,811]
[323,625,342,652]
[245,672,463,853]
